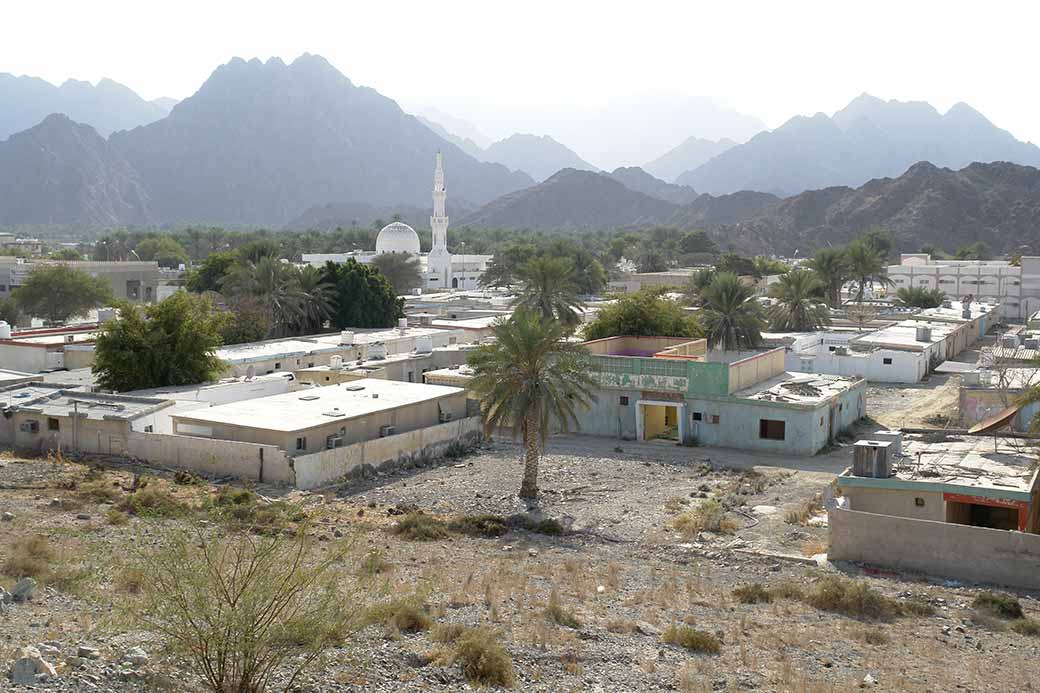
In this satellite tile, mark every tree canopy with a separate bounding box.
[583,290,702,341]
[699,272,764,350]
[320,259,403,329]
[13,264,114,324]
[894,286,945,309]
[93,293,228,391]
[767,269,830,331]
[512,256,585,328]
[135,236,189,268]
[370,253,423,294]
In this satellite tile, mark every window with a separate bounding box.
[619,396,629,406]
[883,358,892,365]
[914,497,925,507]
[308,362,314,368]
[692,411,702,421]
[759,419,786,440]
[47,417,60,431]
[295,437,307,451]
[710,414,720,424]
[407,371,414,382]
[274,362,281,370]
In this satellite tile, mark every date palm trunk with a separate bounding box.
[519,415,540,499]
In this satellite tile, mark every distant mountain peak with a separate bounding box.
[481,133,596,181]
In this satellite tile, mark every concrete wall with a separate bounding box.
[125,432,293,484]
[842,486,945,522]
[63,345,95,370]
[727,348,785,393]
[8,412,133,455]
[959,387,1040,432]
[829,505,1040,590]
[789,344,926,383]
[293,416,483,489]
[0,344,49,372]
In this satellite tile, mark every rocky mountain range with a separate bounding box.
[480,134,597,181]
[643,136,736,183]
[677,94,1040,196]
[456,169,678,229]
[0,73,171,140]
[0,114,152,226]
[283,198,475,232]
[606,167,699,205]
[697,161,1040,256]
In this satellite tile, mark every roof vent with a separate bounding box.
[345,385,365,391]
[323,410,346,418]
[299,395,320,401]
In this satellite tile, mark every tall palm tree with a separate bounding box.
[468,310,597,499]
[807,247,850,307]
[767,269,831,331]
[290,265,335,334]
[512,257,584,328]
[893,286,945,309]
[700,272,764,350]
[683,268,717,305]
[845,239,891,303]
[220,256,303,337]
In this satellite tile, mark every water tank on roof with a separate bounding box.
[415,335,433,354]
[915,326,932,342]
[368,342,387,360]
[340,330,354,346]
[0,321,10,339]
[398,318,408,334]
[330,355,343,370]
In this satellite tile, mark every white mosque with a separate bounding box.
[302,154,491,292]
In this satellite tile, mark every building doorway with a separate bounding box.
[636,400,686,443]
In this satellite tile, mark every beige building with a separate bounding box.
[0,324,99,372]
[292,345,474,387]
[0,257,163,304]
[170,378,466,456]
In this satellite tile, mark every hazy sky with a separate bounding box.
[4,0,1038,165]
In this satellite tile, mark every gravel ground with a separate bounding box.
[3,383,1040,691]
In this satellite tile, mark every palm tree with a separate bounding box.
[220,256,303,337]
[845,239,891,303]
[807,247,850,307]
[468,310,597,499]
[700,272,764,350]
[894,286,945,309]
[683,268,717,305]
[767,269,831,331]
[290,265,335,334]
[512,257,584,328]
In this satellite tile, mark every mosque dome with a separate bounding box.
[375,221,421,255]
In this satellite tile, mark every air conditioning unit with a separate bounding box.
[325,434,344,449]
[19,420,39,433]
[833,346,848,356]
[439,411,453,423]
[379,425,396,438]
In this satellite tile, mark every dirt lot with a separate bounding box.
[2,396,1040,693]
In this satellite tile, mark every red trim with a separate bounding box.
[943,492,1030,531]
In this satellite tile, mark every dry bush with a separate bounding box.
[117,485,189,518]
[855,626,890,645]
[545,589,582,629]
[356,550,393,578]
[125,525,358,693]
[453,627,516,688]
[802,538,829,557]
[114,564,147,594]
[605,618,637,634]
[732,583,772,604]
[512,515,564,536]
[972,591,1024,620]
[560,648,583,676]
[77,479,123,504]
[672,499,738,538]
[431,623,471,644]
[106,508,130,526]
[804,576,899,621]
[664,496,689,513]
[1011,618,1040,636]
[661,624,721,654]
[363,597,432,634]
[205,487,302,532]
[768,582,805,601]
[390,513,450,541]
[448,514,510,538]
[784,495,823,525]
[2,534,88,592]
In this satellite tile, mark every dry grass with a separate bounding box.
[363,597,432,634]
[453,627,516,688]
[661,624,721,654]
[854,626,890,645]
[448,514,510,538]
[106,508,130,526]
[664,496,689,513]
[802,537,829,557]
[804,577,900,621]
[117,485,189,518]
[672,499,738,538]
[732,583,772,604]
[390,513,450,541]
[785,494,823,525]
[356,550,393,578]
[1,534,88,592]
[972,591,1024,620]
[1011,618,1040,636]
[76,479,123,504]
[545,589,582,629]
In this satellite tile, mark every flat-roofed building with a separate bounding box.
[0,324,99,372]
[0,257,163,304]
[170,378,466,456]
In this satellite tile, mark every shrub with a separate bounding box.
[899,598,935,617]
[106,509,130,526]
[661,625,721,654]
[126,527,357,693]
[454,628,515,688]
[431,623,471,644]
[784,496,823,525]
[545,589,582,628]
[1011,618,1040,636]
[3,534,54,580]
[768,582,805,601]
[77,479,122,504]
[363,598,432,633]
[357,550,393,577]
[805,577,898,621]
[672,499,737,538]
[732,583,772,604]
[117,485,188,518]
[206,487,300,533]
[390,513,450,541]
[856,626,889,645]
[449,514,510,538]
[973,591,1024,620]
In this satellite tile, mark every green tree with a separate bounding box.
[220,256,304,338]
[135,236,189,268]
[186,251,237,293]
[220,298,272,345]
[845,239,892,303]
[13,264,114,324]
[512,257,584,328]
[683,268,717,305]
[93,293,228,391]
[767,269,831,331]
[699,272,764,350]
[636,246,668,273]
[321,259,403,329]
[953,241,990,261]
[679,230,719,256]
[715,252,757,277]
[806,247,850,308]
[860,226,895,260]
[751,256,789,278]
[370,253,423,294]
[0,296,20,326]
[50,248,82,261]
[583,290,702,341]
[479,242,538,289]
[894,286,946,309]
[468,311,597,499]
[288,265,334,335]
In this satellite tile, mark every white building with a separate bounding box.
[302,154,492,292]
[888,254,1040,320]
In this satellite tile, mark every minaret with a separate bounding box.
[427,152,453,289]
